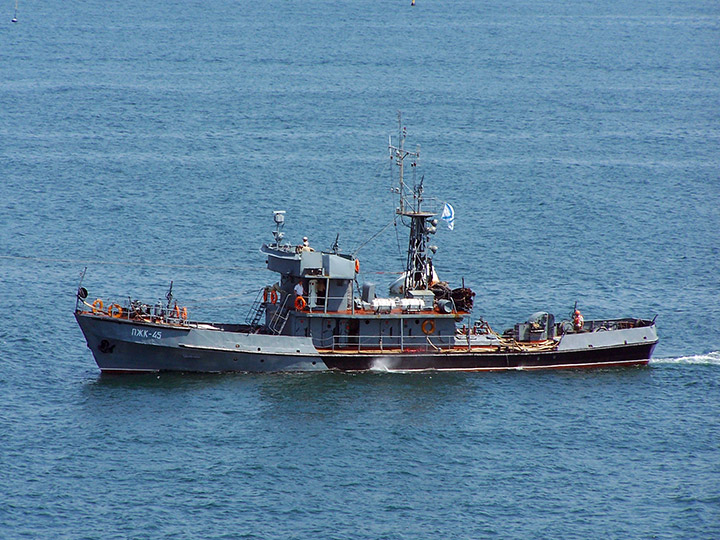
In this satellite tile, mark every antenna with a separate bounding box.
[388,111,419,216]
[387,113,437,294]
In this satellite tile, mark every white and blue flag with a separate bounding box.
[441,202,455,230]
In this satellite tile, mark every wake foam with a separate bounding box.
[369,357,410,372]
[369,358,392,372]
[651,351,720,366]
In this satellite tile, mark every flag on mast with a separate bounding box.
[441,202,455,230]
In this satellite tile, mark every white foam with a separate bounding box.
[650,351,720,366]
[369,357,392,372]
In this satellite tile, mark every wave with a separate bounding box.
[651,351,720,366]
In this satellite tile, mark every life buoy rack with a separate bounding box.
[355,259,360,273]
[295,296,307,311]
[91,298,104,314]
[421,319,436,335]
[108,304,123,318]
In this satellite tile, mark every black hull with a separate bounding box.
[321,342,657,372]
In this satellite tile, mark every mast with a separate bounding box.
[389,113,437,295]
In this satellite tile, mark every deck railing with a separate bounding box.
[313,332,454,353]
[76,296,192,326]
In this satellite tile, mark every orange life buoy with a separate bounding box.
[181,307,188,320]
[91,298,104,315]
[295,296,306,311]
[174,305,181,319]
[421,319,436,335]
[263,288,269,302]
[108,303,123,318]
[270,290,278,305]
[355,259,360,273]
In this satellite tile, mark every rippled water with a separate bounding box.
[1,0,719,538]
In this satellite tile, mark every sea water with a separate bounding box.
[1,0,718,538]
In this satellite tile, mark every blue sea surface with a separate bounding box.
[1,0,719,538]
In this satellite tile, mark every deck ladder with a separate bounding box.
[268,295,292,335]
[245,289,267,328]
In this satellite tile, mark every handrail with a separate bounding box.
[288,293,448,315]
[245,288,266,326]
[76,297,192,326]
[267,293,293,334]
[313,332,454,353]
